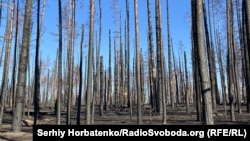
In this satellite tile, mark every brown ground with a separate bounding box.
[0,104,249,141]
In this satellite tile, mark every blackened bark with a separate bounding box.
[12,0,33,131]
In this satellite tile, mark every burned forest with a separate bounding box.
[0,0,250,140]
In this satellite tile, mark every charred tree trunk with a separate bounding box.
[86,0,94,125]
[167,0,174,110]
[126,0,131,109]
[56,0,63,125]
[155,0,163,115]
[184,52,190,114]
[242,0,250,114]
[12,0,33,131]
[191,0,214,125]
[76,24,84,125]
[0,0,15,125]
[119,13,124,107]
[34,0,41,125]
[147,0,156,112]
[107,29,111,111]
[191,18,202,122]
[203,1,217,114]
[134,0,142,125]
[11,0,19,112]
[99,56,104,116]
[172,40,179,106]
[227,0,235,122]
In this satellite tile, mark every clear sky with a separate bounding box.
[38,0,192,72]
[0,0,193,79]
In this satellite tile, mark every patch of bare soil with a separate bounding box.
[0,104,250,140]
[0,122,33,141]
[0,131,32,141]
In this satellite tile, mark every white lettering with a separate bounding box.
[36,129,65,138]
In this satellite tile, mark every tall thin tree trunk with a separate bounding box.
[126,0,131,110]
[57,0,63,125]
[167,0,174,110]
[114,39,118,108]
[107,29,111,111]
[236,0,243,114]
[34,0,41,125]
[77,24,84,125]
[0,0,15,125]
[98,0,102,108]
[66,0,75,126]
[242,0,250,114]
[99,56,104,116]
[119,13,124,107]
[155,0,163,115]
[192,0,214,125]
[12,0,33,131]
[147,0,156,112]
[191,32,202,121]
[184,52,190,114]
[203,1,217,114]
[227,0,235,122]
[45,69,49,107]
[171,39,179,106]
[86,0,94,125]
[11,0,19,112]
[134,0,142,125]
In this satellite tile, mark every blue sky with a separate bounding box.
[35,0,192,73]
[0,0,193,89]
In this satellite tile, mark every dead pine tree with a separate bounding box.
[203,0,217,114]
[65,0,76,125]
[125,0,130,108]
[99,56,104,116]
[242,0,250,114]
[155,0,167,124]
[134,0,142,125]
[191,0,214,125]
[56,0,63,125]
[226,0,235,122]
[155,0,163,115]
[111,0,120,108]
[191,26,203,121]
[12,0,33,132]
[125,0,133,119]
[35,0,46,122]
[45,69,49,108]
[124,19,127,108]
[184,52,190,114]
[107,29,111,111]
[118,12,124,107]
[235,0,243,114]
[114,38,118,108]
[10,0,19,114]
[166,0,174,110]
[76,24,84,125]
[91,0,102,124]
[34,0,41,125]
[86,0,94,125]
[0,0,15,125]
[140,48,145,105]
[171,39,180,107]
[147,0,156,113]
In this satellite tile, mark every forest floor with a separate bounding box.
[0,104,250,140]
